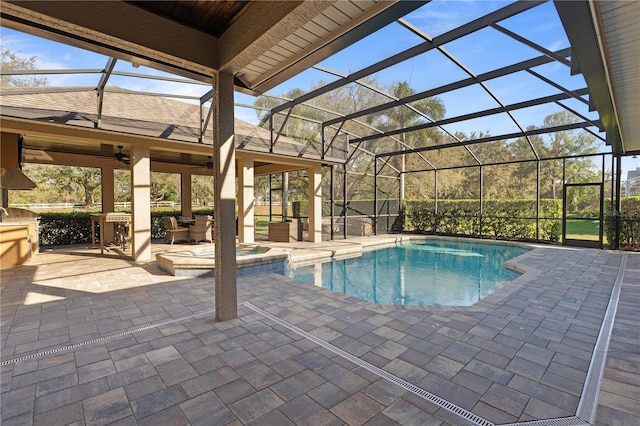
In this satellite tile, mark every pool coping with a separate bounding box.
[155,243,290,277]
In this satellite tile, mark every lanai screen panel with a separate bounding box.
[402,151,436,174]
[539,158,566,203]
[483,162,537,203]
[565,155,606,185]
[422,145,480,170]
[467,137,538,166]
[404,170,436,201]
[314,20,424,77]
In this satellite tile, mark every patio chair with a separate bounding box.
[162,216,189,244]
[189,215,213,243]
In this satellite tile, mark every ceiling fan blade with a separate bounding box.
[191,156,213,169]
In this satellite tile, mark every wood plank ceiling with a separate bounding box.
[127,1,253,38]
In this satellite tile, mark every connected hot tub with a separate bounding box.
[155,244,290,277]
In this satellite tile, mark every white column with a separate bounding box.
[181,171,192,217]
[238,156,255,243]
[282,172,289,221]
[101,165,115,242]
[213,71,238,321]
[308,164,322,242]
[130,143,152,261]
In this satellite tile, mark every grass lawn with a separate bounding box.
[565,219,603,242]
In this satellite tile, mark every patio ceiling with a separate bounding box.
[0,0,424,92]
[0,0,638,165]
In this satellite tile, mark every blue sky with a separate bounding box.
[1,0,637,176]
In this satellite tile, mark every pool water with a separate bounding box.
[287,239,528,306]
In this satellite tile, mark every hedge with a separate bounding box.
[33,198,638,249]
[37,209,215,247]
[403,199,562,242]
[604,196,640,250]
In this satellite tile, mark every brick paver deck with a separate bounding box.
[1,239,638,425]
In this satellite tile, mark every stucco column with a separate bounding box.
[101,165,115,242]
[213,71,237,320]
[130,143,152,261]
[308,163,322,242]
[181,171,192,217]
[237,156,254,243]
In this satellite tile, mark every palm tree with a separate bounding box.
[381,81,446,200]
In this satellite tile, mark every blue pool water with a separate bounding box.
[287,239,528,306]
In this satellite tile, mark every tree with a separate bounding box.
[254,87,323,144]
[113,169,131,203]
[253,79,448,204]
[150,172,180,203]
[1,48,48,87]
[55,166,102,206]
[15,164,101,206]
[526,111,599,199]
[380,81,446,200]
[192,175,214,207]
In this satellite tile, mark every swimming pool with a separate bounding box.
[287,239,528,306]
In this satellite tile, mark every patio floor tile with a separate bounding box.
[1,240,638,425]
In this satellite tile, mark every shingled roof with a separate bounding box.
[0,87,347,163]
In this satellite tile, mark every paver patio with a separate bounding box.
[1,238,638,425]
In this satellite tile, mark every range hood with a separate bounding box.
[1,132,37,189]
[0,167,36,189]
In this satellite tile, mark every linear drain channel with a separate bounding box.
[502,416,589,426]
[1,308,216,366]
[575,254,627,424]
[244,302,493,426]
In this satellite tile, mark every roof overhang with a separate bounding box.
[554,0,639,155]
[1,1,427,94]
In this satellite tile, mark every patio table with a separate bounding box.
[91,213,131,254]
[177,217,195,226]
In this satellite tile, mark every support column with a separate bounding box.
[308,164,322,242]
[213,71,237,320]
[282,172,289,221]
[101,165,115,242]
[181,171,192,217]
[238,156,254,244]
[131,143,152,261]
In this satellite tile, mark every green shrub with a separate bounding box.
[604,196,640,250]
[38,212,94,246]
[292,201,308,218]
[38,210,184,247]
[403,199,562,242]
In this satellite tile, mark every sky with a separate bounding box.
[1,0,637,177]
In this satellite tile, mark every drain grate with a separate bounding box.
[501,416,589,426]
[244,301,494,426]
[575,253,627,424]
[1,308,216,366]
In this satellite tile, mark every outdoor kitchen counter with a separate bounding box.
[0,220,39,267]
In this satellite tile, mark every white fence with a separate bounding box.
[10,201,185,210]
[11,201,289,210]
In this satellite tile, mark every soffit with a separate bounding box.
[1,1,424,93]
[591,1,640,154]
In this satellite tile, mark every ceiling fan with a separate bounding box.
[114,146,130,165]
[204,156,213,169]
[192,156,213,170]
